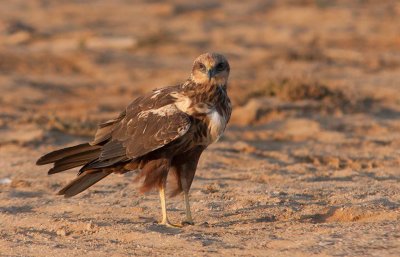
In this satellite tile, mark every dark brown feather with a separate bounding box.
[91,110,126,145]
[105,89,191,160]
[49,160,89,175]
[36,143,99,165]
[79,156,128,172]
[48,149,101,174]
[57,170,111,198]
[169,146,204,196]
[134,158,170,193]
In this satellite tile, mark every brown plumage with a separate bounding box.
[36,52,232,227]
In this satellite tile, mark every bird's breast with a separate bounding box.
[206,109,227,143]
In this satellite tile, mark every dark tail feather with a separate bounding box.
[36,143,100,165]
[79,156,128,173]
[48,159,89,175]
[48,149,101,175]
[57,170,111,198]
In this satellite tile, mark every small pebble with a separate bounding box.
[56,229,67,236]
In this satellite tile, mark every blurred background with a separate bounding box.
[1,0,399,132]
[0,1,399,256]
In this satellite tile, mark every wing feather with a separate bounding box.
[84,86,190,170]
[91,110,126,145]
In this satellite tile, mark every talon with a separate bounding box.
[160,220,183,228]
[181,220,194,226]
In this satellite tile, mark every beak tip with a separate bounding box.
[207,70,213,81]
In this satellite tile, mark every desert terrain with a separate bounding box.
[0,0,400,256]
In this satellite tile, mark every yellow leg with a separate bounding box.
[159,183,182,228]
[182,191,194,225]
[181,175,194,225]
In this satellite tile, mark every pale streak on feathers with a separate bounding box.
[138,104,179,119]
[170,92,192,113]
[150,89,162,99]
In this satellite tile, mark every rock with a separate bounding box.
[86,222,94,231]
[56,229,67,236]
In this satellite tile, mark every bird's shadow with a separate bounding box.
[213,215,277,227]
[129,215,183,235]
[0,205,34,214]
[146,223,183,235]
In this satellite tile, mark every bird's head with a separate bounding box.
[190,53,230,86]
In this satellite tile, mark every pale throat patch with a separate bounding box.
[208,109,226,143]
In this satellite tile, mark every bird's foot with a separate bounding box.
[181,220,194,226]
[159,219,183,228]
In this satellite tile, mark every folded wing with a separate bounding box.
[82,87,191,171]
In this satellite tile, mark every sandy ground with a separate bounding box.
[1,1,400,256]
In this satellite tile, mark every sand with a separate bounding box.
[0,1,399,256]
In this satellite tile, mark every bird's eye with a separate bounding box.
[216,62,225,72]
[198,63,206,72]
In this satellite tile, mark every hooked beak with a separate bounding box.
[207,69,216,82]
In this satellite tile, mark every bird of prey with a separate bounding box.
[36,53,232,227]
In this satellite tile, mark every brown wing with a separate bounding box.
[90,110,127,145]
[83,86,191,170]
